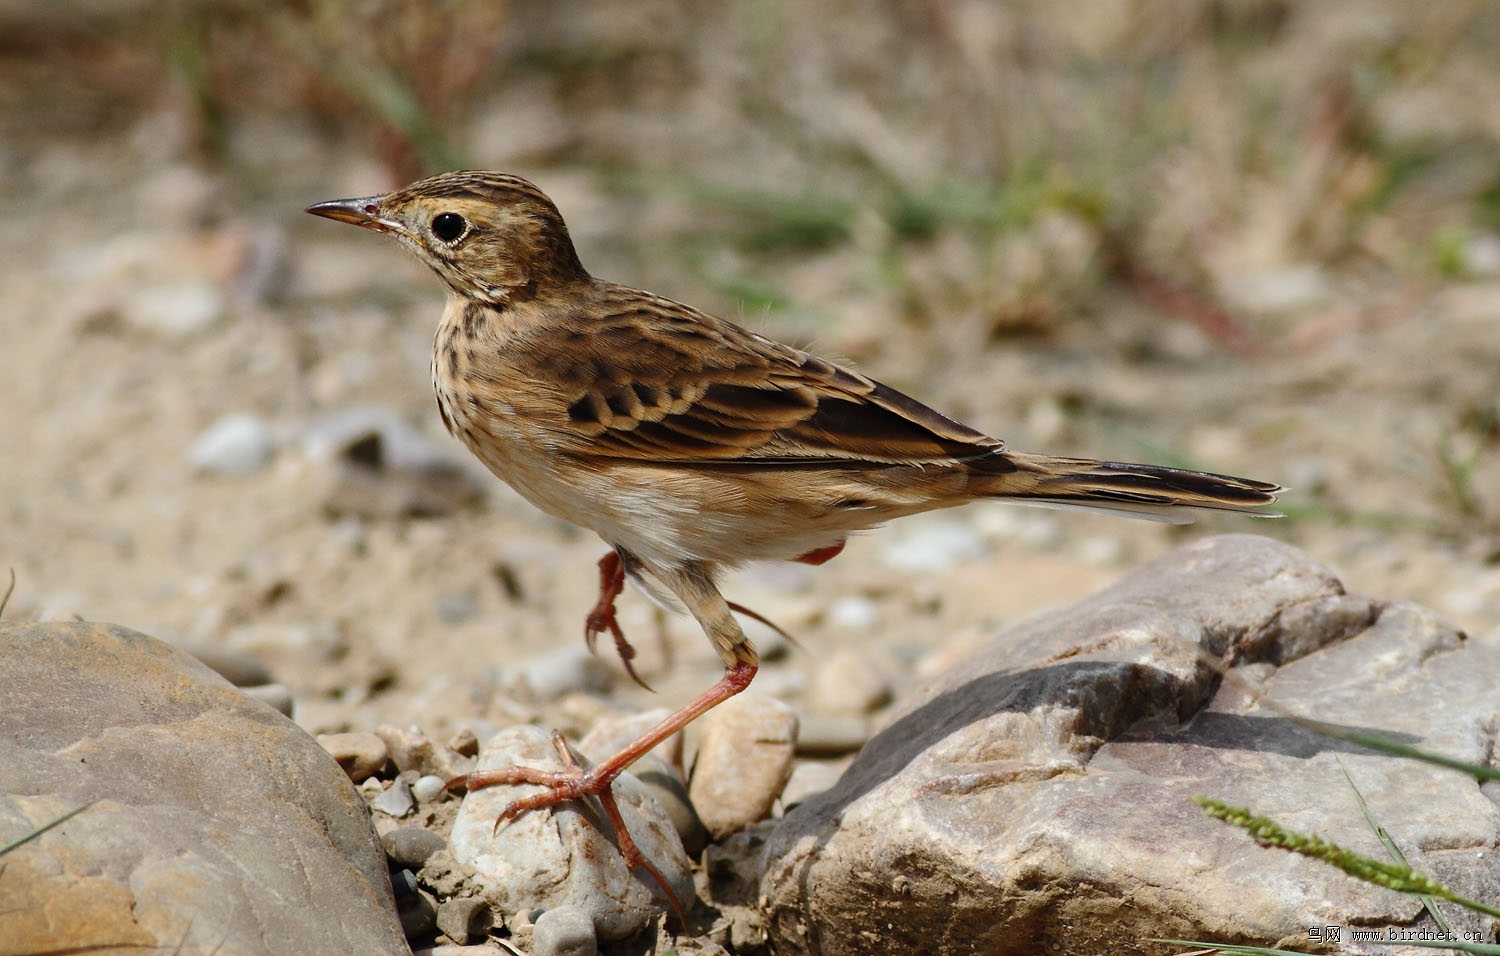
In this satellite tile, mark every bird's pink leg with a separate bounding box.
[587,551,800,682]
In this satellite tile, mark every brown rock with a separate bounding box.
[763,535,1500,955]
[0,621,406,956]
[375,723,475,780]
[319,730,390,782]
[690,694,798,839]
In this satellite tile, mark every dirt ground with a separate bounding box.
[3,0,1499,797]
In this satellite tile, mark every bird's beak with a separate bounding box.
[304,195,401,234]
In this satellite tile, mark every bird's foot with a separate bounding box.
[585,550,651,689]
[450,730,686,927]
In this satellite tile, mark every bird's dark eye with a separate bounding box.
[431,212,467,243]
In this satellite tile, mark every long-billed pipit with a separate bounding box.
[307,170,1281,897]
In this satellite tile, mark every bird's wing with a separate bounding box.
[533,286,1003,468]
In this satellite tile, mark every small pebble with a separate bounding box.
[689,695,797,839]
[382,826,448,871]
[531,904,598,956]
[730,907,769,951]
[176,643,272,686]
[391,868,419,898]
[828,595,880,631]
[124,279,225,337]
[435,897,493,945]
[316,457,479,519]
[189,413,275,476]
[434,590,479,623]
[298,405,480,474]
[239,683,293,717]
[878,515,987,572]
[412,774,448,802]
[300,406,420,464]
[1462,232,1500,275]
[375,724,474,780]
[780,761,845,809]
[1220,264,1333,313]
[519,646,614,698]
[794,715,870,757]
[301,407,486,518]
[749,667,805,699]
[397,888,438,941]
[318,731,389,782]
[448,727,480,757]
[807,647,891,715]
[1284,456,1330,495]
[1075,534,1124,567]
[371,775,416,817]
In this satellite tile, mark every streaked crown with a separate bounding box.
[306,170,587,304]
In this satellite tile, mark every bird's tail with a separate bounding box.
[976,452,1283,525]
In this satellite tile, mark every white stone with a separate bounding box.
[1219,264,1333,314]
[189,413,275,476]
[411,775,447,802]
[123,279,225,336]
[452,727,692,942]
[531,903,598,956]
[878,515,988,572]
[807,647,891,716]
[827,595,880,631]
[519,646,615,699]
[780,761,845,810]
[1462,233,1500,276]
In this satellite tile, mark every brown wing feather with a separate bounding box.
[546,283,1002,466]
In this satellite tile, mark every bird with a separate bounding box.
[306,169,1281,900]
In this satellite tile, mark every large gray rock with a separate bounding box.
[763,535,1500,955]
[0,621,408,956]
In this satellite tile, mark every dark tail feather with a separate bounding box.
[981,452,1283,524]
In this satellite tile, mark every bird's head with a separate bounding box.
[305,170,587,304]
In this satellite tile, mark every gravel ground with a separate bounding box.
[4,6,1500,948]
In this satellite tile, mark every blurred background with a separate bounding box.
[2,0,1498,732]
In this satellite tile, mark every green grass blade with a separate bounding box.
[1296,720,1500,782]
[0,801,94,857]
[1196,797,1500,921]
[1338,758,1454,936]
[1154,939,1314,955]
